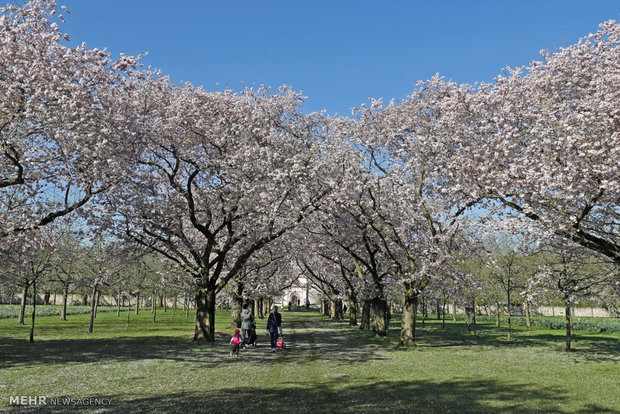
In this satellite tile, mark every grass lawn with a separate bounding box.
[1,307,619,413]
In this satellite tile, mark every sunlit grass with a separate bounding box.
[1,307,618,413]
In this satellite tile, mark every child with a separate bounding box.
[230,328,242,356]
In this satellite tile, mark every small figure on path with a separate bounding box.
[288,300,292,311]
[230,328,242,356]
[385,307,391,333]
[266,305,282,352]
[343,304,347,317]
[240,303,254,349]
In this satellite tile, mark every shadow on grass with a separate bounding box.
[1,310,618,371]
[398,318,620,362]
[6,378,615,414]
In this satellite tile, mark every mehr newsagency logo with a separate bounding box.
[10,396,112,407]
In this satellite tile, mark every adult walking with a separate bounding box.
[240,303,254,349]
[266,305,282,352]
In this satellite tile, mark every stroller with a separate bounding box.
[276,329,286,349]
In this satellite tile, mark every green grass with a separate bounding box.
[1,307,619,413]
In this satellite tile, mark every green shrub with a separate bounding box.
[0,304,116,319]
[474,314,620,334]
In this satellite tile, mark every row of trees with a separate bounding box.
[1,1,618,350]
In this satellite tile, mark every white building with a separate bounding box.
[277,275,321,307]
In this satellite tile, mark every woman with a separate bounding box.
[266,305,282,352]
[240,303,254,349]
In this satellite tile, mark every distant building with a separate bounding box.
[277,275,321,307]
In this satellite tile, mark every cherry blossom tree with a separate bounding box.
[0,0,140,239]
[528,241,617,351]
[442,21,620,264]
[105,76,340,342]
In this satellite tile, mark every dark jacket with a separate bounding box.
[266,311,282,333]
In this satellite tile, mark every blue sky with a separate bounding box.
[58,1,619,115]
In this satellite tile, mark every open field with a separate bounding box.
[1,308,619,413]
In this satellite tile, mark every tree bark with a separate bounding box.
[94,291,100,319]
[371,298,387,337]
[117,286,122,317]
[172,295,177,321]
[565,301,572,352]
[334,299,343,320]
[398,287,418,347]
[452,299,457,322]
[152,291,157,323]
[254,298,260,320]
[525,300,532,331]
[360,299,371,331]
[194,288,216,342]
[126,297,131,328]
[29,281,37,342]
[261,298,268,318]
[18,284,29,325]
[88,284,97,333]
[495,301,501,328]
[442,297,446,329]
[230,292,243,328]
[349,300,358,326]
[61,285,69,321]
[185,294,190,319]
[136,292,140,315]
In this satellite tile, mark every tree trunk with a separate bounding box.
[185,294,190,319]
[94,291,100,319]
[507,299,511,342]
[61,285,69,321]
[349,300,358,326]
[371,298,387,337]
[525,300,532,331]
[194,288,216,342]
[82,294,88,306]
[261,298,269,318]
[230,292,243,328]
[442,297,446,329]
[158,294,163,308]
[88,284,97,333]
[136,292,140,315]
[398,287,418,347]
[117,287,122,317]
[29,281,37,342]
[565,301,572,352]
[254,299,260,320]
[124,296,130,328]
[172,295,177,321]
[471,298,476,326]
[152,292,157,323]
[437,300,441,320]
[452,299,457,322]
[570,307,576,336]
[334,299,343,320]
[18,284,29,325]
[360,299,371,331]
[163,293,167,312]
[43,291,50,305]
[495,301,501,328]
